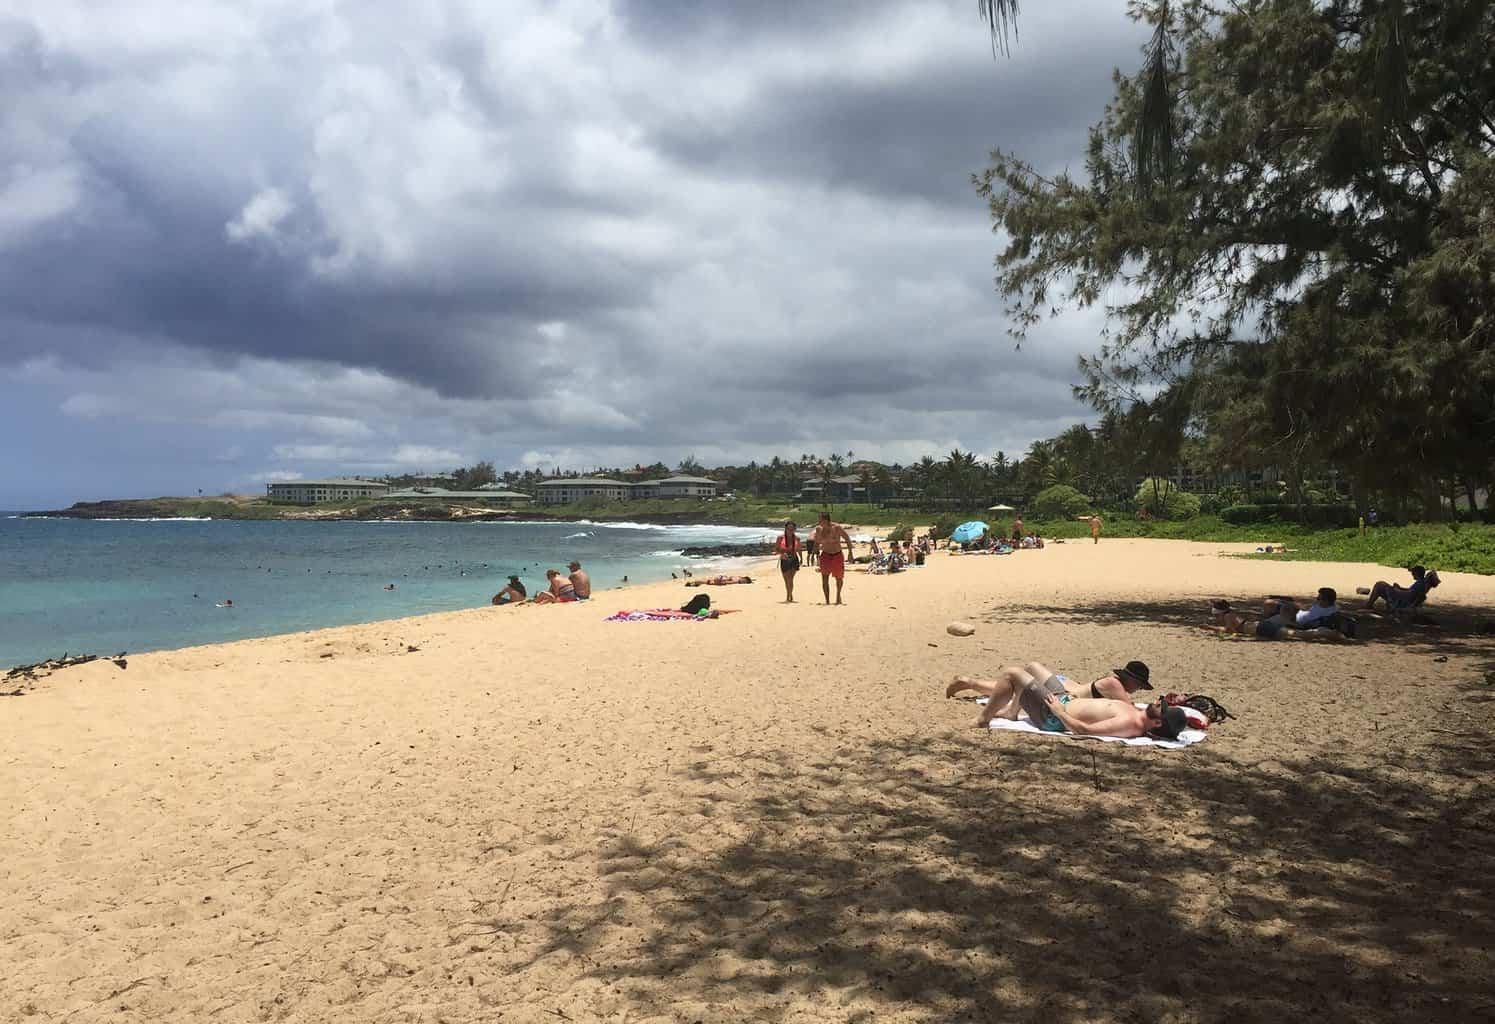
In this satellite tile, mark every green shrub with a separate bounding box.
[1033,484,1093,519]
[887,523,913,543]
[1135,478,1202,519]
[1222,503,1358,528]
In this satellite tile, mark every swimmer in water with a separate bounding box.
[216,599,233,608]
[384,584,396,591]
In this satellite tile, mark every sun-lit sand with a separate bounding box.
[4,539,1494,1022]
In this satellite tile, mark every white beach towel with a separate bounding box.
[977,699,1208,749]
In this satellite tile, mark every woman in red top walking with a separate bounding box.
[775,520,802,603]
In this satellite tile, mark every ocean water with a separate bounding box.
[0,516,776,668]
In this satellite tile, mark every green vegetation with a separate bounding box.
[977,1,1495,522]
[1033,485,1092,519]
[1134,479,1200,520]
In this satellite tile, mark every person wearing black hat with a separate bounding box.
[950,659,1153,725]
[492,575,527,605]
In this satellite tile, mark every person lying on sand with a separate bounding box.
[492,576,526,605]
[532,569,577,604]
[1205,595,1358,640]
[965,676,1187,739]
[1015,692,1189,740]
[1204,599,1292,638]
[949,660,1152,715]
[685,575,755,586]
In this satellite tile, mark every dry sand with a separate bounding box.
[4,539,1494,1023]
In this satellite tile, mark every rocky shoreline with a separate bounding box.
[25,498,779,530]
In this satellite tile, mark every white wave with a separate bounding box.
[649,549,686,557]
[93,516,214,522]
[563,531,594,539]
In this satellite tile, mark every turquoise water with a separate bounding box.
[0,516,774,667]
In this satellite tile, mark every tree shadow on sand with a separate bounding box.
[990,595,1495,665]
[525,730,1495,1023]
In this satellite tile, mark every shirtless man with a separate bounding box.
[809,511,854,605]
[1029,691,1187,740]
[948,660,1153,724]
[1089,515,1102,544]
[567,561,591,600]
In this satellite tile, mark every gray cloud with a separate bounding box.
[0,1,1147,507]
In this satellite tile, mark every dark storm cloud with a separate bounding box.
[0,1,1148,506]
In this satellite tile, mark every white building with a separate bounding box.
[536,477,631,505]
[266,479,391,504]
[384,487,532,503]
[652,475,718,498]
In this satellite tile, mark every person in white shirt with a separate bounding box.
[1296,587,1340,627]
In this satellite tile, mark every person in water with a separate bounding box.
[492,576,526,605]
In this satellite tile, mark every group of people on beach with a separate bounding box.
[939,560,1446,741]
[491,561,591,606]
[774,512,855,604]
[772,512,933,604]
[1203,565,1441,641]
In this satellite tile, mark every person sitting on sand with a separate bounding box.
[685,574,755,587]
[568,561,591,600]
[1363,566,1441,613]
[532,569,577,604]
[948,661,1153,718]
[492,575,527,605]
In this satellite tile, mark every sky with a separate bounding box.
[1,1,1151,509]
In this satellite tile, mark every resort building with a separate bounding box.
[266,479,391,504]
[384,487,532,503]
[537,476,720,504]
[652,475,718,498]
[797,475,866,503]
[536,478,632,505]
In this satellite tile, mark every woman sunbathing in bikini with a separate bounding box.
[684,575,754,587]
[1202,599,1291,639]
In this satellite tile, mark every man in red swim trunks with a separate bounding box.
[809,511,854,605]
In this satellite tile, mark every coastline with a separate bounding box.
[5,539,1495,1020]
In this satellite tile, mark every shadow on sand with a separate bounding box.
[518,725,1495,1023]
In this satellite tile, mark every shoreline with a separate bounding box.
[7,536,1490,677]
[5,539,1494,1020]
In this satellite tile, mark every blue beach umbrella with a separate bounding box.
[948,521,989,544]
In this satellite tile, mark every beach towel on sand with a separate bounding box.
[977,699,1209,749]
[605,609,714,622]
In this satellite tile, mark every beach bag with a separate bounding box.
[680,594,711,615]
[1162,692,1234,725]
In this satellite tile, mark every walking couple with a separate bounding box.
[776,512,853,605]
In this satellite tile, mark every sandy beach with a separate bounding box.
[4,538,1494,1023]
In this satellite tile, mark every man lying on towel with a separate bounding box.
[1009,691,1188,741]
[954,662,1186,739]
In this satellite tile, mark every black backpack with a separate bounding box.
[680,594,711,615]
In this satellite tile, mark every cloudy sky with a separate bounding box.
[1,0,1149,508]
